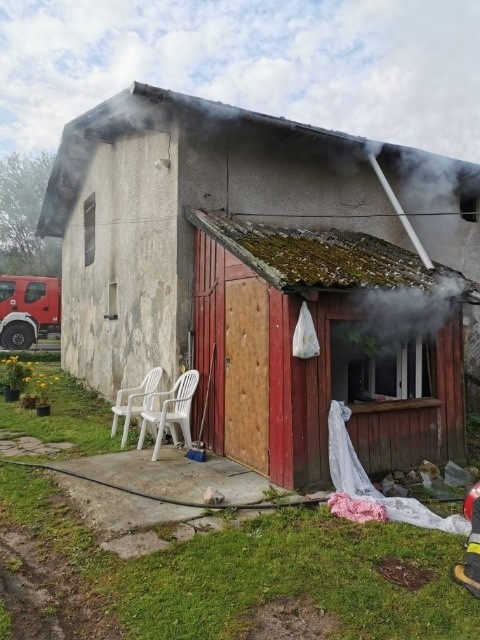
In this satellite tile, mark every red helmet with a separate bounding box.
[463,480,480,521]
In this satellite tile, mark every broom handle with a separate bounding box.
[198,342,216,443]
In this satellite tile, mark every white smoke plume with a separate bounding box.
[357,275,466,345]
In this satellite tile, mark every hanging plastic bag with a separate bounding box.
[292,301,320,358]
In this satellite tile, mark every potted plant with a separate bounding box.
[31,371,59,416]
[1,357,32,402]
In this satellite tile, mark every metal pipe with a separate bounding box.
[368,153,435,271]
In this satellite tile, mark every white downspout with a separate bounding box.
[368,153,435,271]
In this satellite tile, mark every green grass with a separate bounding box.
[0,363,133,456]
[1,363,480,639]
[0,601,12,640]
[102,508,480,640]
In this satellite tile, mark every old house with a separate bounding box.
[37,82,480,488]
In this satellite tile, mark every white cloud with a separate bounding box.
[0,0,479,164]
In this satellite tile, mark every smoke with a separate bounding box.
[395,149,461,246]
[356,274,466,346]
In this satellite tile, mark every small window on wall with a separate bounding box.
[108,282,118,319]
[330,321,434,404]
[84,193,96,266]
[25,282,46,303]
[460,193,478,222]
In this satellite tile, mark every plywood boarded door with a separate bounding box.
[225,278,269,475]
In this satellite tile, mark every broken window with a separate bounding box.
[330,321,433,404]
[84,193,96,266]
[460,193,478,223]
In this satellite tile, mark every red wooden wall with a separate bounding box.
[192,230,224,453]
[193,229,467,490]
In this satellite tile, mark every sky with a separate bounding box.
[0,0,479,163]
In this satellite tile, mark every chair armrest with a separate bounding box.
[115,385,144,406]
[126,391,153,408]
[161,393,196,410]
[145,390,173,411]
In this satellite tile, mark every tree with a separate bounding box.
[0,152,60,276]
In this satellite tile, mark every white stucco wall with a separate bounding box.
[62,127,180,398]
[177,127,429,245]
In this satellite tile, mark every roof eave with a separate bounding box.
[185,208,289,290]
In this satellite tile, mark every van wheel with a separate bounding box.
[1,323,35,350]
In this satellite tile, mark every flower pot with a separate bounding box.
[4,388,20,402]
[36,405,51,417]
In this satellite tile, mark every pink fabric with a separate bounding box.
[328,492,389,523]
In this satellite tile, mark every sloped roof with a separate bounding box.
[186,209,479,300]
[37,81,480,238]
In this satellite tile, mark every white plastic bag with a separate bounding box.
[292,301,320,359]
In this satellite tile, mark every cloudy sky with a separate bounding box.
[0,0,479,163]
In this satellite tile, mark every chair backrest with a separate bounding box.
[173,370,200,415]
[142,367,163,406]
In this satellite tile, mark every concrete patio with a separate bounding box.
[49,446,278,532]
[45,445,288,556]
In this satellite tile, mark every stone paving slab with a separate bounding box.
[100,531,171,559]
[18,437,43,445]
[1,448,26,456]
[51,442,75,450]
[0,434,76,457]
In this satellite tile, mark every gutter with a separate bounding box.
[368,153,435,271]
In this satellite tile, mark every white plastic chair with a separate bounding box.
[111,367,163,448]
[137,369,200,461]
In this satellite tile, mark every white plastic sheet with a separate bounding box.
[292,301,320,359]
[328,400,471,535]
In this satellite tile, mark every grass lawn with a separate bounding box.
[0,360,480,639]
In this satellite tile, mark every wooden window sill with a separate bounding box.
[348,398,441,414]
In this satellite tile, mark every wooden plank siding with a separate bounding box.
[193,230,220,452]
[194,229,467,488]
[268,287,291,487]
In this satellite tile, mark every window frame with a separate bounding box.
[24,281,47,304]
[329,319,434,405]
[460,193,478,223]
[84,193,96,266]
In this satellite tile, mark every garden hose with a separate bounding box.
[0,458,327,510]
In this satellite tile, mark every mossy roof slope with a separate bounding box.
[187,210,472,293]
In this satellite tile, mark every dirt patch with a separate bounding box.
[375,556,437,592]
[243,596,338,639]
[0,525,123,639]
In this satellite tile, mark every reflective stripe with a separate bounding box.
[470,533,480,544]
[466,542,480,555]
